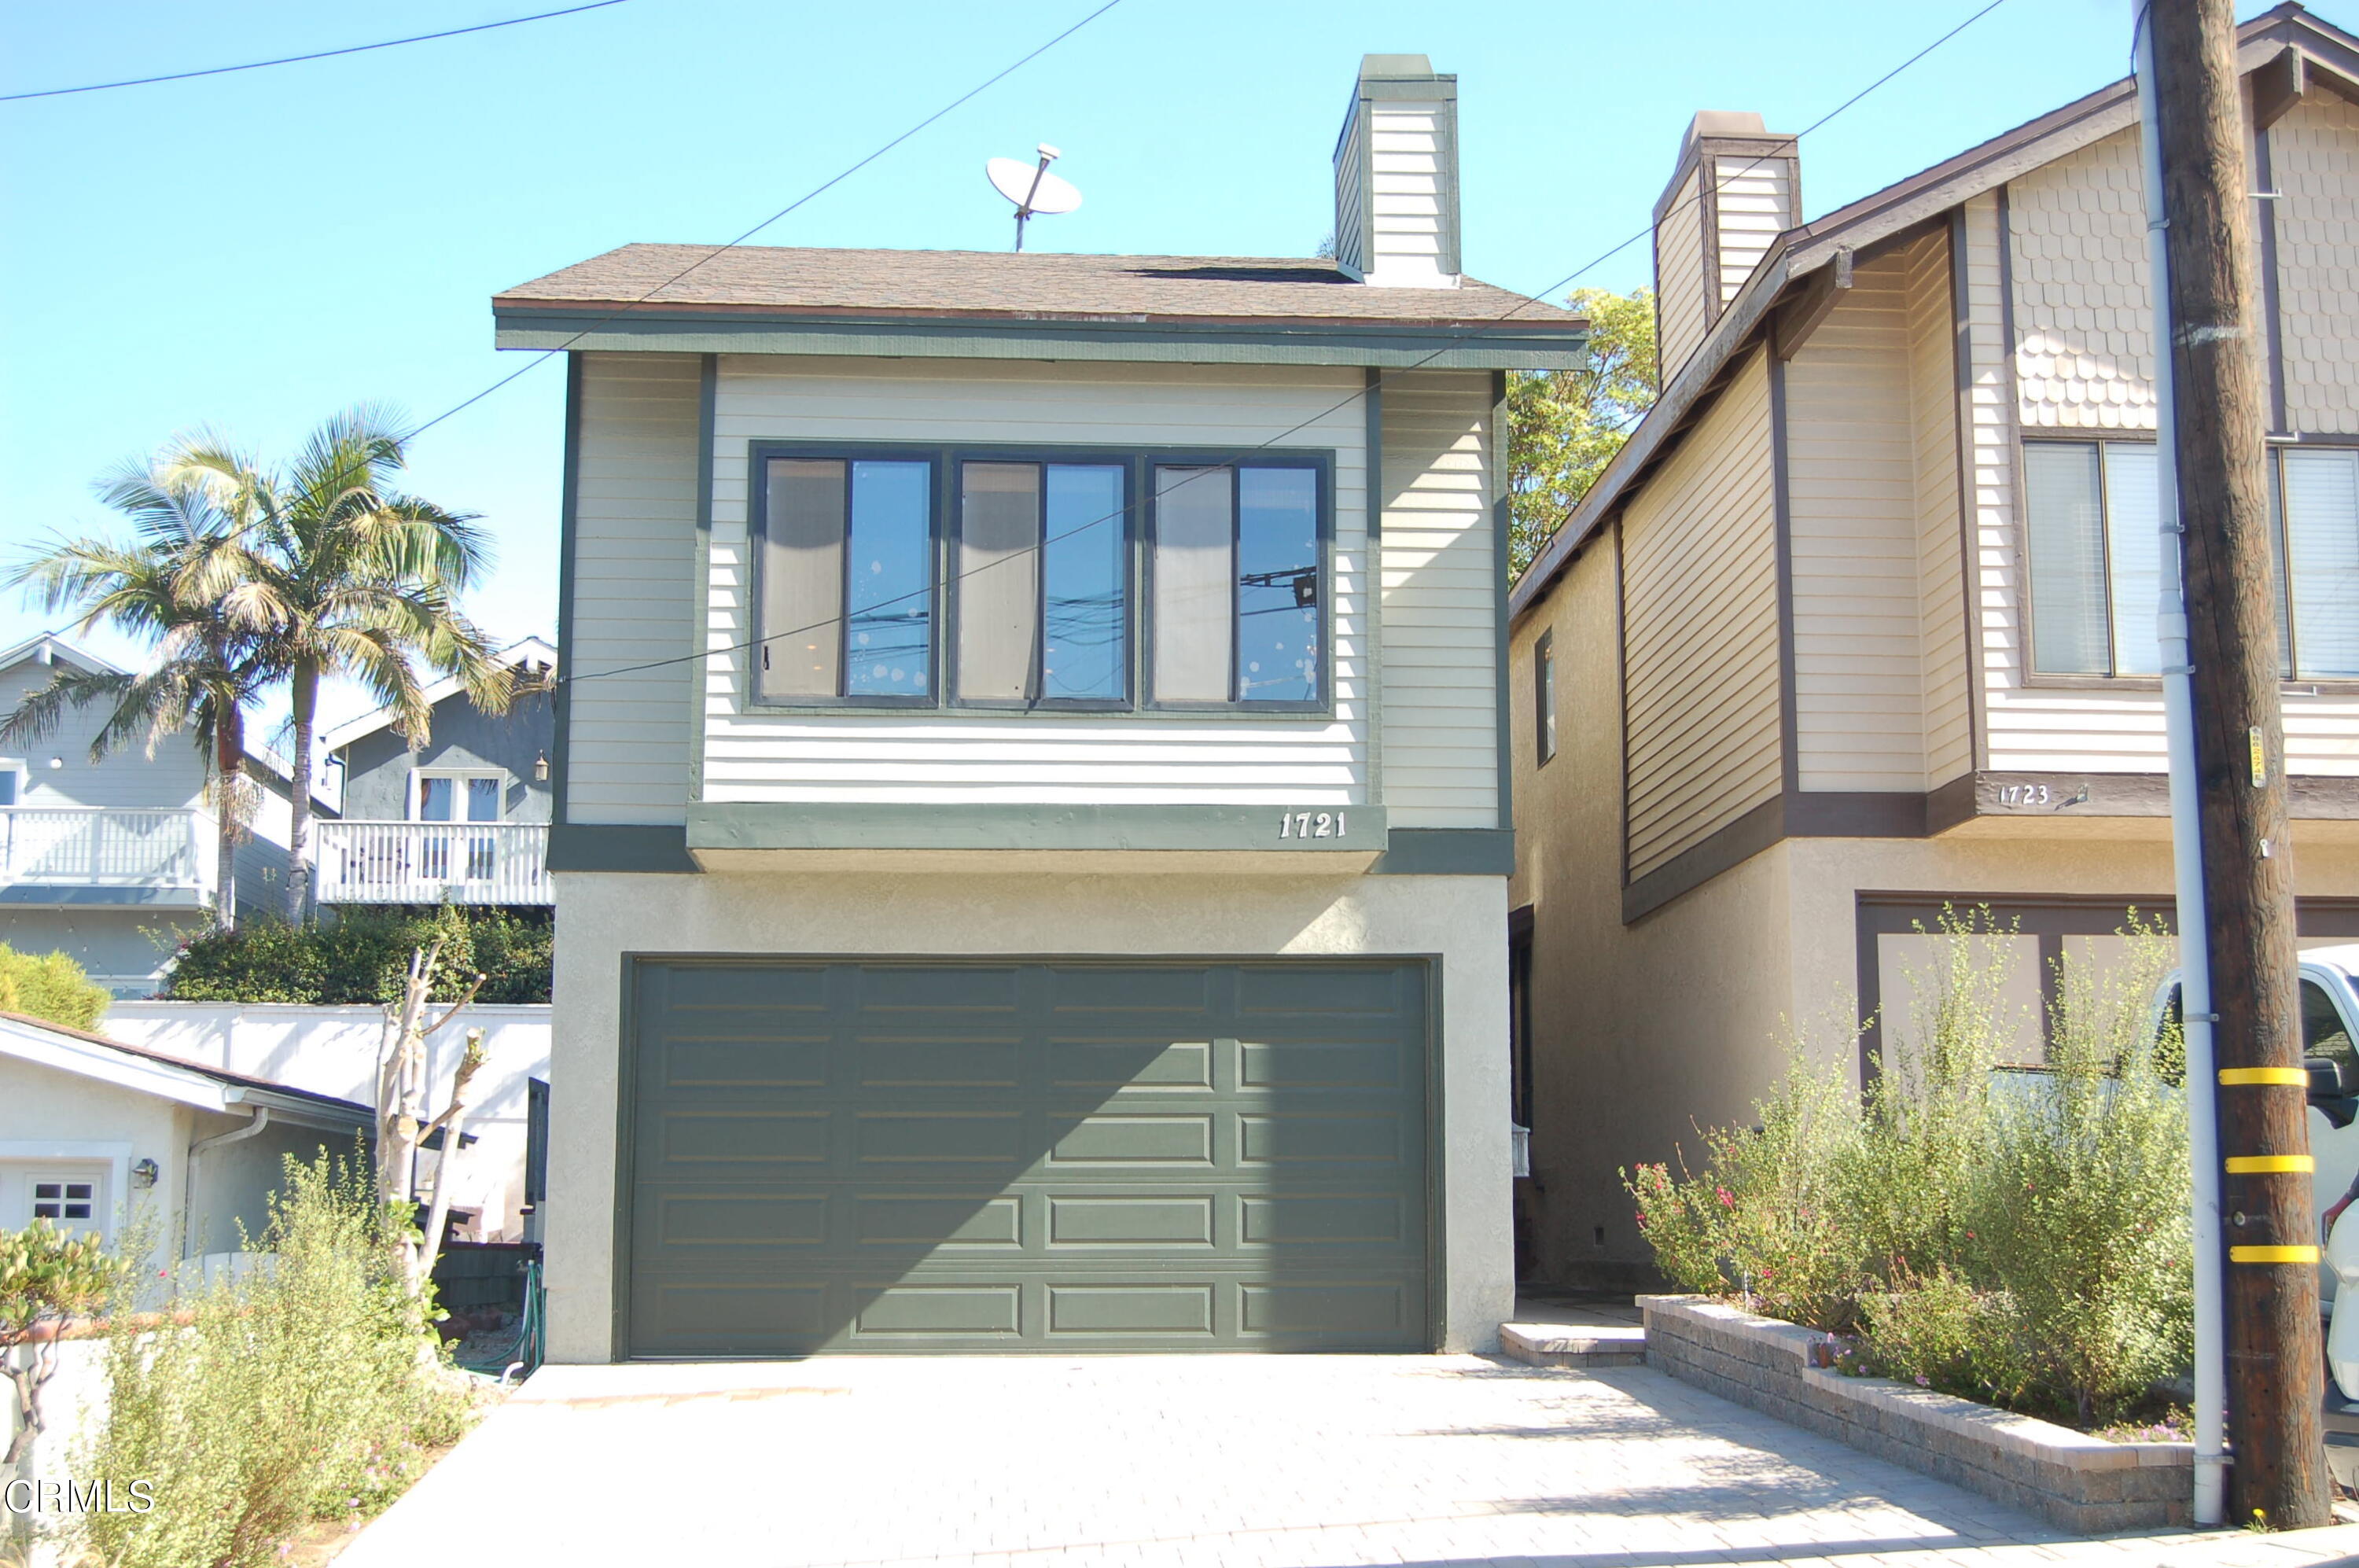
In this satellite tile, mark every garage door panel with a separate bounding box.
[627,959,1429,1356]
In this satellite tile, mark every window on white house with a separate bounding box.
[751,447,1327,711]
[2023,440,2308,679]
[758,458,935,703]
[0,764,20,806]
[1535,631,1557,764]
[416,775,501,823]
[31,1179,95,1221]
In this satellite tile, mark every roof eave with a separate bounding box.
[493,305,1590,370]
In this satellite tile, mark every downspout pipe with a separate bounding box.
[2136,7,2226,1527]
[180,1106,272,1264]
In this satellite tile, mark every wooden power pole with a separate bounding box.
[2150,0,2328,1529]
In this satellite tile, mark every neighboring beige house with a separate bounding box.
[1507,4,2359,1290]
[497,57,1584,1358]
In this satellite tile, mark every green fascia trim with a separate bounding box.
[0,885,206,907]
[1369,828,1513,876]
[687,801,1388,854]
[547,823,699,873]
[494,311,1585,371]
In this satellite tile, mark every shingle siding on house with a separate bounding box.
[568,352,701,826]
[2007,129,2158,432]
[1378,370,1498,827]
[699,357,1372,807]
[1621,348,1779,880]
[2273,89,2359,435]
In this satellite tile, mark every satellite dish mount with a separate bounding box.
[988,145,1083,252]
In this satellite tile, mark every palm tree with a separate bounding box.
[3,463,282,928]
[158,407,509,917]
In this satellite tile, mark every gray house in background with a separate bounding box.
[314,638,557,907]
[1,632,313,994]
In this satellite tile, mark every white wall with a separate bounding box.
[545,869,1511,1360]
[101,1003,550,1242]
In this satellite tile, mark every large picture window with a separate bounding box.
[2020,439,2349,680]
[750,446,1328,712]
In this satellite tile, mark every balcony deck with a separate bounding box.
[314,820,551,906]
[0,808,204,895]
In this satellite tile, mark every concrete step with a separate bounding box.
[1499,1320,1647,1369]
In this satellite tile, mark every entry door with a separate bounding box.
[624,959,1431,1356]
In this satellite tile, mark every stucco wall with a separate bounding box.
[544,868,1512,1360]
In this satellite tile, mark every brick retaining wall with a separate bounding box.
[1639,1295,2193,1534]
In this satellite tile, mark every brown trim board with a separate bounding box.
[1623,771,2359,924]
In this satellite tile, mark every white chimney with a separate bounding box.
[1652,111,1799,380]
[1333,54,1460,289]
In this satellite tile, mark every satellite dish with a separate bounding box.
[988,144,1082,252]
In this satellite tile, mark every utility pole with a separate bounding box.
[2149,0,2328,1529]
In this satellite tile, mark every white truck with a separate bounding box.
[2156,944,2359,1400]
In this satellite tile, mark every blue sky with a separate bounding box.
[6,0,2350,732]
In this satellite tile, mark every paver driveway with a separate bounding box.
[339,1356,2359,1568]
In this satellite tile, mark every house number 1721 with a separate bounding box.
[1279,812,1346,838]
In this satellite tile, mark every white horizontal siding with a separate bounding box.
[1378,370,1497,828]
[1786,249,1927,793]
[1656,167,1708,383]
[568,352,699,825]
[1910,228,1973,789]
[1621,348,1779,879]
[703,357,1369,807]
[0,659,208,812]
[1366,105,1452,284]
[1713,156,1788,304]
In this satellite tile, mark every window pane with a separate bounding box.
[957,463,1040,701]
[2023,442,2110,675]
[418,777,453,823]
[1043,466,1127,701]
[2103,445,2162,676]
[2268,458,2295,677]
[1236,468,1321,702]
[1152,466,1233,701]
[761,458,847,698]
[0,771,17,805]
[2284,448,2359,679]
[466,777,500,823]
[1538,643,1557,762]
[845,461,933,697]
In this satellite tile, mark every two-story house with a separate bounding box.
[312,636,558,909]
[499,54,1584,1360]
[1506,4,2359,1290]
[2,631,315,995]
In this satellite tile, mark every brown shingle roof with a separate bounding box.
[495,244,1585,333]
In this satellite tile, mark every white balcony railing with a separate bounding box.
[315,820,551,905]
[0,808,204,888]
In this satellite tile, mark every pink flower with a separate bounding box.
[1717,1187,1735,1209]
[1915,1375,1931,1387]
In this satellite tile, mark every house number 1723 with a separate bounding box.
[1279,812,1346,838]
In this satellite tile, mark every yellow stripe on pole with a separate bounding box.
[2230,1245,2320,1264]
[2218,1067,2309,1086]
[2224,1154,2314,1173]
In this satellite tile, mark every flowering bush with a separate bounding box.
[1624,910,2192,1429]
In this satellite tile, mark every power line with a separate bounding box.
[404,0,1129,440]
[0,0,630,103]
[558,0,2015,693]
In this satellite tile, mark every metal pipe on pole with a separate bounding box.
[2134,9,2226,1526]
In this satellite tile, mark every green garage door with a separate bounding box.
[624,959,1430,1356]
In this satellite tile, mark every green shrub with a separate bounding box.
[163,904,552,1005]
[0,945,110,1032]
[1624,908,2195,1430]
[73,1154,472,1568]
